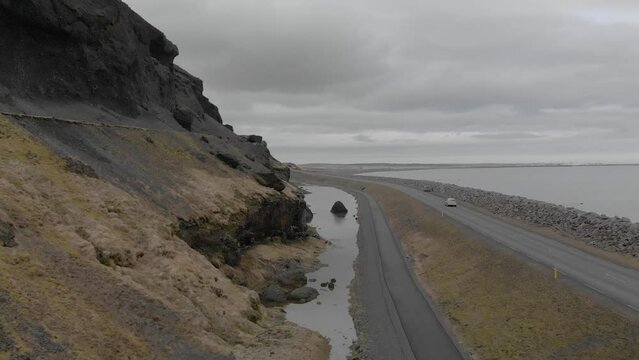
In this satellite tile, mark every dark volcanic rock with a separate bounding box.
[175,195,312,266]
[255,172,286,192]
[246,135,263,143]
[260,284,287,304]
[272,163,292,182]
[301,206,314,224]
[173,106,196,131]
[63,157,98,178]
[0,221,16,248]
[330,201,348,215]
[0,0,222,130]
[215,153,240,169]
[276,268,308,290]
[287,287,319,303]
[0,0,295,197]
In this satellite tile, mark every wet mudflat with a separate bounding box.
[285,185,359,360]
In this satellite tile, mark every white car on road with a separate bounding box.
[445,198,457,207]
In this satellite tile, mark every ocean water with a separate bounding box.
[285,186,359,360]
[365,165,639,222]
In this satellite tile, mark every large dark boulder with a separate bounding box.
[173,106,197,131]
[287,287,319,303]
[272,163,291,182]
[215,153,240,169]
[330,201,348,216]
[255,172,286,192]
[260,284,287,305]
[276,268,307,290]
[301,206,314,224]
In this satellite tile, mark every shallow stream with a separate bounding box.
[285,185,359,360]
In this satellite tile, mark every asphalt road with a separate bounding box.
[351,189,465,360]
[377,180,639,314]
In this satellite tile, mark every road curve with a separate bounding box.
[352,189,466,360]
[373,180,639,314]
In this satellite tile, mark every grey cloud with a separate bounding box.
[125,0,639,163]
[470,132,545,140]
[354,134,375,142]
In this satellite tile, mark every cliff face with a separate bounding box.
[0,0,292,189]
[0,0,222,132]
[0,2,326,359]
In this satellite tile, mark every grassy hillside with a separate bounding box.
[0,115,328,359]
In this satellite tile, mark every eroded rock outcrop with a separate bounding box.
[0,0,223,132]
[175,194,313,266]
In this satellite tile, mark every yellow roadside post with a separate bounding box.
[554,266,559,280]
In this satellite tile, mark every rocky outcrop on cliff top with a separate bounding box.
[364,176,639,257]
[0,0,221,133]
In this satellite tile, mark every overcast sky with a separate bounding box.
[126,0,639,164]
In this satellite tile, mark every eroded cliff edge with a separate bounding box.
[0,0,223,131]
[0,1,328,359]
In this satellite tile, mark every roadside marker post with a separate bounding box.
[554,266,559,280]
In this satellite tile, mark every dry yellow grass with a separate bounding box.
[0,116,329,359]
[238,236,326,291]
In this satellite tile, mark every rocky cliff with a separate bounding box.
[0,0,224,132]
[0,1,327,359]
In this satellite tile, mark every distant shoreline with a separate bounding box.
[300,162,639,175]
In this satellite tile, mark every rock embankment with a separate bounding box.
[260,262,319,305]
[363,176,639,257]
